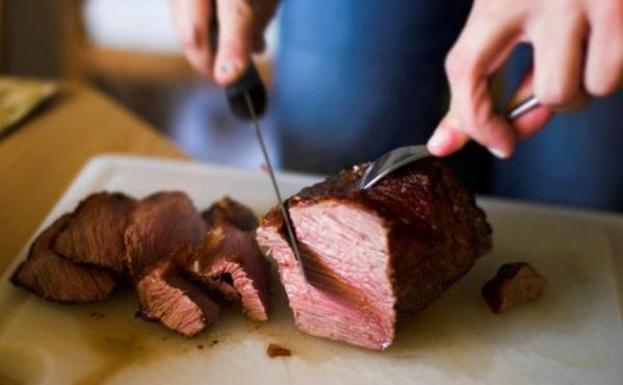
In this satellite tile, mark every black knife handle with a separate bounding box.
[225,62,267,120]
[209,2,267,120]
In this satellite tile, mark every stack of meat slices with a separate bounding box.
[11,192,270,337]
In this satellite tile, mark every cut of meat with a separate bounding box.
[257,159,492,350]
[11,215,117,303]
[188,197,268,321]
[125,192,211,335]
[482,262,546,313]
[201,196,258,232]
[54,192,136,275]
[124,192,206,279]
[136,251,221,337]
[185,220,270,321]
[11,191,264,338]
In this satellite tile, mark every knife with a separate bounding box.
[209,10,305,278]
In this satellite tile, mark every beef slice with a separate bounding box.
[54,192,136,275]
[11,215,117,303]
[124,191,205,279]
[185,219,270,321]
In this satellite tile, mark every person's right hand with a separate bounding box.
[427,0,623,159]
[170,0,279,85]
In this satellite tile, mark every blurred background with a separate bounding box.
[2,0,622,211]
[1,0,279,169]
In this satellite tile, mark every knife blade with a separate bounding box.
[209,3,305,277]
[240,91,305,279]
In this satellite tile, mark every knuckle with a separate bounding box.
[226,0,254,20]
[179,35,197,50]
[445,48,477,83]
[178,26,201,50]
[444,50,460,75]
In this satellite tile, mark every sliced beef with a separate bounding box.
[125,192,214,335]
[482,262,546,313]
[185,219,270,321]
[202,196,258,232]
[124,192,205,279]
[11,215,116,303]
[257,158,492,350]
[54,192,136,275]
[136,249,220,337]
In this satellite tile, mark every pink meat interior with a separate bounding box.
[204,258,268,321]
[258,200,396,350]
[188,223,270,322]
[137,261,220,337]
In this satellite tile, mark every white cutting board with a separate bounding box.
[1,154,622,385]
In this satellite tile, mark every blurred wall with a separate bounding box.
[2,0,63,77]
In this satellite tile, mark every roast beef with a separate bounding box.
[257,158,492,350]
[124,192,217,335]
[482,262,546,313]
[11,215,117,303]
[202,196,258,232]
[124,192,205,278]
[137,247,221,337]
[54,192,136,275]
[185,219,270,321]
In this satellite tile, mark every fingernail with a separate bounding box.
[218,61,244,79]
[427,129,448,151]
[218,64,229,74]
[488,147,509,159]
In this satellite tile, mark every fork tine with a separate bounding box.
[359,145,430,190]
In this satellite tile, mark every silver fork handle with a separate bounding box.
[507,95,540,119]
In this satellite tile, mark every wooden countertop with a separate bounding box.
[0,83,188,275]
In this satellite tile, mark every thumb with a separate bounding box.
[427,113,471,157]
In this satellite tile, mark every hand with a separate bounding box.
[427,0,623,158]
[170,0,278,85]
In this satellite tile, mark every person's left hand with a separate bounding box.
[427,0,623,159]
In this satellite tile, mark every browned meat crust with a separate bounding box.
[258,158,492,350]
[201,196,258,232]
[482,262,546,313]
[11,215,117,303]
[54,192,136,276]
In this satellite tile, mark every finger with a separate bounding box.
[507,71,554,140]
[532,6,588,109]
[584,2,623,97]
[214,0,256,85]
[427,113,470,157]
[170,0,213,77]
[440,6,525,158]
